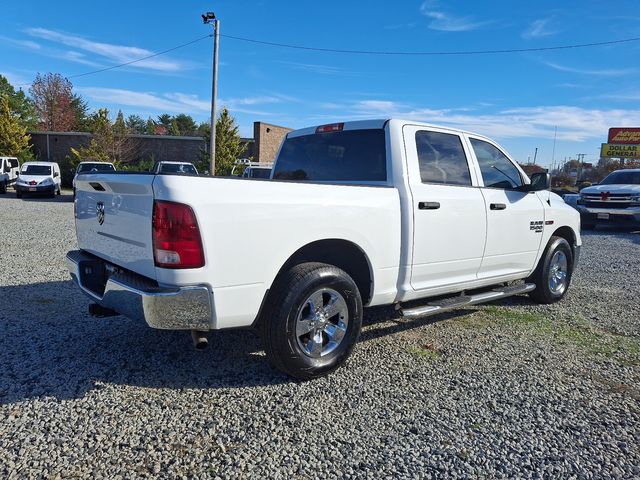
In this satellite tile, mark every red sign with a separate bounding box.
[608,127,640,144]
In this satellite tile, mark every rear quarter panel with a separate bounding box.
[152,176,402,328]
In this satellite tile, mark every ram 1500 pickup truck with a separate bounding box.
[67,119,581,379]
[576,169,640,229]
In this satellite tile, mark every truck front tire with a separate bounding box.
[262,262,363,380]
[528,236,574,304]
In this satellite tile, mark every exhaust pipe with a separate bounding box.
[88,303,119,318]
[191,330,209,350]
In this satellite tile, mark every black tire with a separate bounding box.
[262,262,363,380]
[56,186,61,196]
[528,236,573,304]
[0,181,6,194]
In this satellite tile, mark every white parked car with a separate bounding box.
[15,161,61,198]
[73,162,116,196]
[67,119,581,379]
[0,156,20,193]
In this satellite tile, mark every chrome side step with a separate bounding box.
[398,283,536,319]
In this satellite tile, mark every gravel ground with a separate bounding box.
[1,192,639,479]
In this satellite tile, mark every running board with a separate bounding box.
[398,283,536,319]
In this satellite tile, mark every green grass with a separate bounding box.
[470,305,640,364]
[406,343,441,360]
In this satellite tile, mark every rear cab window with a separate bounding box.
[272,128,387,183]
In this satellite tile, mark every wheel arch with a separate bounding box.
[273,239,374,306]
[551,226,577,262]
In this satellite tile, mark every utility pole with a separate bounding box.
[202,12,219,176]
[533,147,538,165]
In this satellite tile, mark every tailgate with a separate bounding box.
[75,173,157,279]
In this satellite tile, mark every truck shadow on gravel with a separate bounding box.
[0,280,542,405]
[0,280,291,404]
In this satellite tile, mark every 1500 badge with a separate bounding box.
[530,220,543,233]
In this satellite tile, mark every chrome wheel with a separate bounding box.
[295,288,349,358]
[548,250,568,295]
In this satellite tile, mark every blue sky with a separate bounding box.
[2,0,640,168]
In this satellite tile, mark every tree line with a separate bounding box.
[0,73,246,176]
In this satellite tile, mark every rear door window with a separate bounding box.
[415,131,471,186]
[273,129,386,182]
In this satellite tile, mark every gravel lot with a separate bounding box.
[1,192,639,479]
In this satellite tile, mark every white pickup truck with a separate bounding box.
[67,119,581,379]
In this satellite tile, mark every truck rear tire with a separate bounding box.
[528,236,573,304]
[262,262,363,380]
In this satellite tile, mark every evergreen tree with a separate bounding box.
[0,94,32,160]
[0,75,36,130]
[168,118,180,136]
[71,94,90,132]
[213,108,246,176]
[113,110,127,135]
[145,117,156,135]
[126,114,146,134]
[174,113,197,136]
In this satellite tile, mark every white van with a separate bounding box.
[0,156,20,193]
[15,161,62,198]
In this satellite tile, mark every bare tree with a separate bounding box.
[29,73,77,131]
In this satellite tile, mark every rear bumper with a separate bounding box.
[577,206,640,226]
[66,250,213,330]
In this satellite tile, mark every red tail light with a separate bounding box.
[316,123,344,134]
[152,200,204,269]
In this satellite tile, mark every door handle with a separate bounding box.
[490,203,506,210]
[418,201,440,210]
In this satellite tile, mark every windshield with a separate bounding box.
[77,163,115,173]
[250,168,271,179]
[273,129,387,182]
[22,165,51,176]
[159,163,198,175]
[600,170,640,185]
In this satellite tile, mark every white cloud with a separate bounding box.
[25,28,184,72]
[544,62,637,76]
[78,87,291,116]
[0,36,41,50]
[419,1,492,32]
[522,19,556,39]
[315,99,640,142]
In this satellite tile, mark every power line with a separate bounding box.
[220,33,640,55]
[12,32,640,88]
[16,34,213,87]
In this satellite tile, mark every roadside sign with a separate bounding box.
[600,143,640,158]
[608,127,640,144]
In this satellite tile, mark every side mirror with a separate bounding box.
[54,172,59,178]
[529,172,550,191]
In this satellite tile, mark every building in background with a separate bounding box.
[28,121,291,166]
